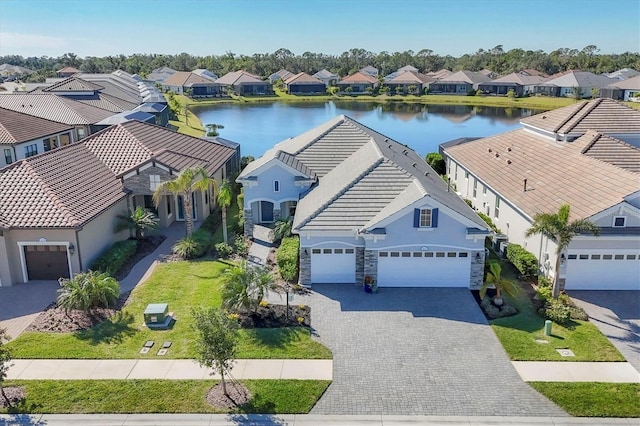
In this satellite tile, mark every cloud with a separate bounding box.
[0,32,71,56]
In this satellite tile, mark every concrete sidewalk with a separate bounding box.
[6,359,332,381]
[512,361,640,383]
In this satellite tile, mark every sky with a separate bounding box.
[0,0,638,58]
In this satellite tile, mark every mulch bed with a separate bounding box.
[0,387,25,408]
[236,303,310,328]
[206,382,251,409]
[114,235,166,281]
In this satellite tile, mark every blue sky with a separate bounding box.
[0,0,638,58]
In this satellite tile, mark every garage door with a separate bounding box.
[565,251,640,290]
[378,250,471,287]
[310,248,356,284]
[24,245,70,281]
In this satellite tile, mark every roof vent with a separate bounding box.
[507,147,512,152]
[388,144,392,149]
[402,149,408,155]
[412,162,417,168]
[494,153,500,158]
[506,159,512,164]
[488,148,492,153]
[424,171,429,176]
[542,115,547,119]
[385,138,388,142]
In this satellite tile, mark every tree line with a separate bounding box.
[2,45,638,83]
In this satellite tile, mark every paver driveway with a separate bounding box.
[297,285,566,416]
[0,280,58,341]
[569,290,640,372]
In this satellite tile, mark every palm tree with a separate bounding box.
[479,261,519,306]
[57,271,120,314]
[525,204,600,298]
[217,180,233,243]
[221,262,274,313]
[153,166,216,236]
[114,206,158,240]
[205,123,224,137]
[272,218,292,243]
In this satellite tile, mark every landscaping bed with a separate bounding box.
[236,303,310,328]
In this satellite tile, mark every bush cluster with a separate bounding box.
[477,212,501,234]
[536,287,589,325]
[173,230,211,259]
[90,239,138,276]
[480,296,518,319]
[506,243,538,279]
[276,237,299,282]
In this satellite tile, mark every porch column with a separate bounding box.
[355,247,365,285]
[469,250,485,289]
[244,209,253,238]
[363,249,378,284]
[273,209,281,222]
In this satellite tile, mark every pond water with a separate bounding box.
[193,101,543,159]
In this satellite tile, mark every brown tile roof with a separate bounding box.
[64,92,139,113]
[580,131,640,173]
[607,75,640,90]
[0,143,126,229]
[439,70,492,84]
[284,72,324,85]
[443,128,640,221]
[385,71,434,84]
[215,71,266,86]
[0,107,72,145]
[488,72,547,86]
[42,77,103,93]
[0,94,114,125]
[163,71,218,86]
[426,69,453,80]
[521,98,640,135]
[57,66,81,74]
[337,71,377,85]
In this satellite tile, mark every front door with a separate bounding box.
[177,193,197,221]
[260,201,274,223]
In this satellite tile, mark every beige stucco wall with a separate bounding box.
[0,233,11,286]
[77,199,130,270]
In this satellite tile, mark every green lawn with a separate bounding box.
[487,256,624,362]
[7,260,331,360]
[1,379,330,414]
[531,382,640,417]
[167,94,205,137]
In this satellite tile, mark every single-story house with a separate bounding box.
[269,69,294,84]
[133,102,170,126]
[192,69,218,81]
[359,66,379,77]
[215,71,273,96]
[426,69,453,80]
[384,71,434,94]
[147,67,177,83]
[535,71,615,98]
[162,71,222,97]
[599,75,640,101]
[237,115,490,288]
[428,70,492,95]
[0,120,239,286]
[605,68,640,81]
[442,99,640,291]
[478,69,498,79]
[478,72,547,96]
[313,69,340,87]
[336,71,378,94]
[57,66,81,78]
[0,107,74,168]
[37,76,139,113]
[0,64,33,77]
[284,72,326,94]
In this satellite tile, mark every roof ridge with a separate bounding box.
[292,116,345,155]
[154,148,210,163]
[578,130,603,154]
[551,100,591,133]
[561,98,603,134]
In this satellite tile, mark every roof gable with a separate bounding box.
[42,77,103,93]
[0,107,72,144]
[338,71,377,84]
[440,70,492,84]
[541,71,614,88]
[216,70,265,85]
[284,72,324,85]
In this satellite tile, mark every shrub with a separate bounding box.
[541,299,572,325]
[538,275,553,288]
[506,89,517,99]
[90,239,138,276]
[57,271,120,312]
[425,152,446,175]
[480,296,518,319]
[506,243,538,279]
[172,235,207,259]
[276,237,299,283]
[536,286,552,304]
[215,242,233,258]
[233,235,249,257]
[477,212,501,234]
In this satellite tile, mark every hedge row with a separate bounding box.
[505,243,538,279]
[276,237,299,283]
[90,239,138,276]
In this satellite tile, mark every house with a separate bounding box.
[147,67,178,83]
[0,108,74,168]
[478,69,498,79]
[426,69,453,80]
[237,115,490,288]
[284,72,326,95]
[0,94,114,140]
[441,99,640,291]
[0,64,33,77]
[192,68,218,80]
[215,71,273,96]
[606,68,640,81]
[313,69,339,87]
[359,66,379,77]
[268,69,294,84]
[79,71,165,105]
[383,65,420,82]
[132,102,169,126]
[336,71,378,94]
[477,72,547,96]
[535,70,614,98]
[600,75,640,101]
[0,120,239,286]
[519,69,546,77]
[428,70,492,95]
[384,71,434,95]
[161,71,222,97]
[57,67,81,78]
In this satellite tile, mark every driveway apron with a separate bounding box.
[296,285,566,416]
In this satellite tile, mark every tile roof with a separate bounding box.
[337,71,378,85]
[606,68,640,80]
[385,71,434,85]
[162,71,218,86]
[77,73,143,104]
[57,66,80,74]
[62,93,138,113]
[270,69,294,80]
[482,72,547,86]
[426,69,453,80]
[0,107,72,145]
[439,70,493,84]
[580,131,640,173]
[284,72,324,85]
[540,70,614,88]
[606,75,640,90]
[216,71,266,86]
[443,128,640,221]
[0,94,114,125]
[41,77,103,93]
[520,98,640,135]
[313,69,339,79]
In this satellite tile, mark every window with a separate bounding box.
[166,196,172,216]
[379,252,388,257]
[401,252,411,257]
[627,254,636,260]
[144,195,158,215]
[77,127,86,139]
[579,254,589,260]
[603,254,613,260]
[334,248,343,254]
[494,198,501,219]
[24,144,38,158]
[414,208,439,228]
[473,179,477,198]
[390,252,400,257]
[323,249,331,254]
[591,254,601,260]
[447,252,456,258]
[459,252,468,258]
[412,252,422,257]
[273,180,280,192]
[436,252,445,257]
[345,248,354,254]
[465,172,469,181]
[4,149,12,164]
[567,254,577,260]
[420,209,431,227]
[454,164,458,180]
[483,186,487,196]
[149,174,161,191]
[614,254,624,260]
[425,252,434,257]
[613,216,626,227]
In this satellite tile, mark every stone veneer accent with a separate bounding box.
[243,209,253,238]
[363,249,378,284]
[123,166,172,195]
[273,209,281,222]
[355,247,365,285]
[299,246,311,286]
[558,278,566,292]
[469,250,485,289]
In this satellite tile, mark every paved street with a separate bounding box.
[270,285,566,416]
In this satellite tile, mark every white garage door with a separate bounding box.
[378,250,471,287]
[310,248,356,284]
[565,251,640,290]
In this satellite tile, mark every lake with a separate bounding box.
[193,101,543,159]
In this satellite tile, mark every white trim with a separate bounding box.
[374,243,477,252]
[298,231,358,238]
[123,170,137,180]
[302,240,362,248]
[17,241,73,283]
[238,158,310,182]
[613,216,627,228]
[273,180,280,193]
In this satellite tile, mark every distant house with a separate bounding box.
[215,71,273,96]
[519,69,546,77]
[0,64,33,77]
[383,65,420,82]
[606,68,640,81]
[192,69,218,80]
[360,65,379,77]
[0,107,74,168]
[57,66,81,78]
[269,69,294,84]
[384,71,433,95]
[133,102,170,126]
[147,67,177,83]
[428,70,492,95]
[37,76,139,113]
[426,69,453,80]
[600,75,640,101]
[336,71,378,94]
[313,69,340,87]
[284,72,326,95]
[535,71,614,98]
[161,71,222,97]
[478,69,497,79]
[478,72,547,96]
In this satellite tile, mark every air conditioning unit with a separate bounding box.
[493,234,508,252]
[499,241,510,258]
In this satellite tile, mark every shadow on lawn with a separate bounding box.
[74,311,137,345]
[248,327,300,349]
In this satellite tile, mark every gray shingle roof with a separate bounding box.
[540,71,614,88]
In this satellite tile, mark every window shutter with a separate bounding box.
[413,209,420,227]
[431,208,438,227]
